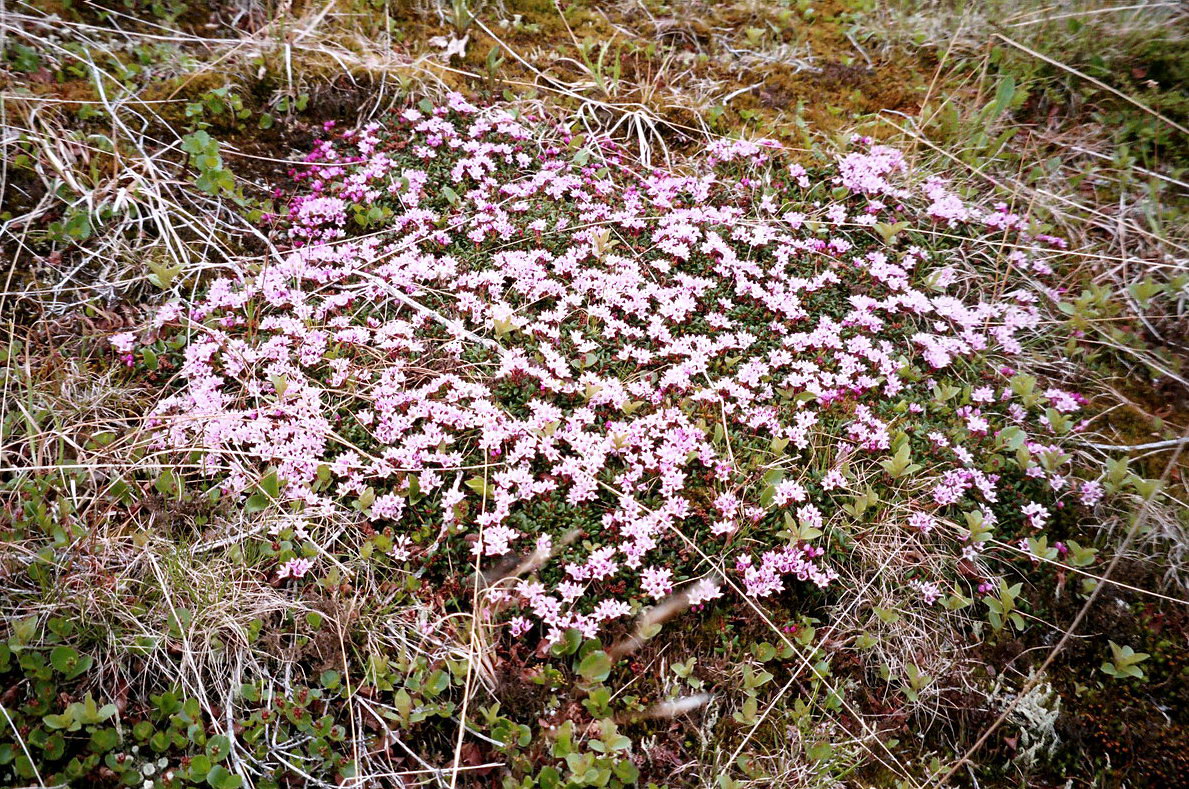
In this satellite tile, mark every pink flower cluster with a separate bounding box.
[148,95,1103,645]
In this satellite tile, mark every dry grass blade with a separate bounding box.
[991,32,1188,137]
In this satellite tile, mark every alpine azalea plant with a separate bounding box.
[140,95,1101,651]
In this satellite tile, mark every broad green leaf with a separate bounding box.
[576,650,613,682]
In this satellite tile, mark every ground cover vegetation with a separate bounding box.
[0,0,1186,787]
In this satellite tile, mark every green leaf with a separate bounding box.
[997,425,1026,451]
[873,221,909,244]
[63,210,92,241]
[464,476,492,498]
[393,689,412,725]
[576,650,613,683]
[425,669,450,696]
[43,732,66,760]
[43,712,75,731]
[259,471,280,498]
[50,646,93,680]
[1009,374,1039,405]
[614,758,639,782]
[189,750,212,774]
[147,258,182,289]
[150,730,170,752]
[89,727,119,753]
[1065,540,1097,567]
[807,741,834,762]
[549,628,582,657]
[181,130,215,156]
[1128,277,1162,308]
[880,443,920,478]
[874,606,901,624]
[244,493,269,514]
[538,766,562,789]
[154,468,179,497]
[987,75,1016,120]
[206,734,231,762]
[206,764,243,789]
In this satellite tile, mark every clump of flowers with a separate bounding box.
[148,95,1103,648]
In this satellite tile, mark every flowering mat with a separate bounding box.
[111,96,1115,786]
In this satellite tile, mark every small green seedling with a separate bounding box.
[1100,641,1149,680]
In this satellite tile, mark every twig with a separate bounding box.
[1081,436,1189,452]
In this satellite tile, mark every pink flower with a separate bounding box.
[110,331,137,354]
[796,503,823,531]
[821,469,847,491]
[1079,480,1104,507]
[772,480,807,506]
[710,519,736,536]
[908,511,935,534]
[1044,388,1082,413]
[686,578,722,606]
[277,557,314,580]
[593,599,632,621]
[1022,502,1048,529]
[971,386,995,404]
[640,567,673,599]
[913,580,942,605]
